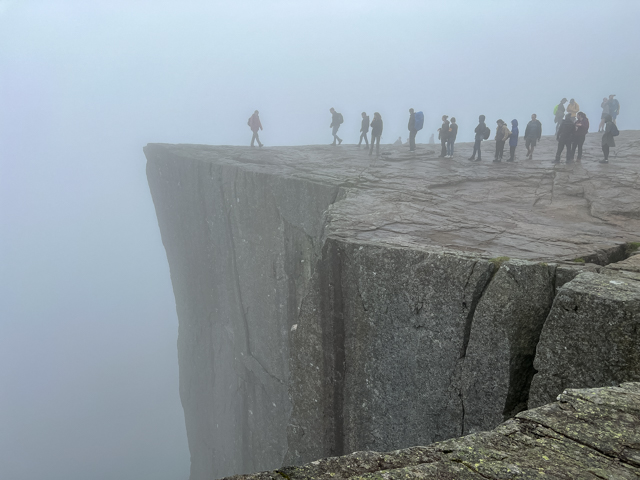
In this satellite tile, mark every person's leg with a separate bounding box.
[477,139,482,160]
[364,133,369,146]
[358,133,363,146]
[469,138,478,159]
[451,140,455,157]
[409,130,416,151]
[254,132,262,147]
[251,131,257,146]
[446,140,452,157]
[440,138,446,157]
[577,136,584,160]
[603,144,609,160]
[376,135,380,156]
[336,126,342,144]
[555,142,564,162]
[508,145,516,161]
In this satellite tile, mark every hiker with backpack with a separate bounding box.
[329,108,343,145]
[493,119,510,163]
[446,118,458,158]
[358,112,370,148]
[598,97,610,132]
[408,108,424,151]
[524,114,542,160]
[369,112,383,157]
[507,119,519,162]
[571,112,589,162]
[554,98,567,133]
[608,95,620,125]
[438,115,450,158]
[554,113,575,164]
[468,115,488,162]
[601,114,619,164]
[247,110,263,147]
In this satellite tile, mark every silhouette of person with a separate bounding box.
[369,112,383,156]
[555,113,575,164]
[247,110,263,147]
[524,114,542,160]
[408,108,417,151]
[358,112,370,147]
[438,115,450,158]
[468,115,487,162]
[329,108,343,145]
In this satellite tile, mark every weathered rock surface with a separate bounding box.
[145,133,640,479]
[222,383,640,480]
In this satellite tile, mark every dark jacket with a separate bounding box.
[439,120,450,140]
[556,117,575,142]
[361,116,370,133]
[554,103,565,123]
[608,99,620,115]
[449,123,458,141]
[575,118,589,137]
[371,117,383,136]
[408,112,416,132]
[474,121,487,140]
[248,113,262,132]
[509,119,519,147]
[602,120,616,147]
[330,111,342,128]
[524,119,542,140]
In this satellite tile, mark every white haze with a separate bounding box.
[0,1,638,479]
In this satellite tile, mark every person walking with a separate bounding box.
[554,98,567,133]
[494,119,510,162]
[571,112,589,162]
[554,113,575,164]
[524,114,542,159]
[446,117,458,158]
[598,97,610,132]
[438,115,450,157]
[507,119,519,162]
[247,110,264,147]
[567,98,580,120]
[608,95,620,125]
[600,114,617,164]
[358,112,370,148]
[329,108,343,145]
[408,108,417,151]
[369,112,383,156]
[468,115,487,162]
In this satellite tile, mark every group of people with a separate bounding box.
[247,95,622,164]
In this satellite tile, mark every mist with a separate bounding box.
[1,1,638,479]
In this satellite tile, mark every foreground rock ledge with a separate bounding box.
[223,383,640,480]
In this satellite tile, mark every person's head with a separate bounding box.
[451,117,456,123]
[442,115,448,121]
[609,94,615,99]
[577,112,586,120]
[604,114,613,122]
[603,97,608,102]
[497,119,504,125]
[531,114,537,120]
[361,112,366,117]
[254,110,259,115]
[565,113,572,120]
[511,119,518,126]
[374,112,381,119]
[330,107,335,113]
[561,98,568,104]
[409,108,414,114]
[569,98,575,104]
[479,115,485,122]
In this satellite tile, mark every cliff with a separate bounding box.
[145,133,640,479]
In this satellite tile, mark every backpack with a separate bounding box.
[483,126,491,140]
[611,123,620,136]
[337,113,344,125]
[553,105,558,115]
[414,111,424,131]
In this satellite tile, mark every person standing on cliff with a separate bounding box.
[468,115,487,162]
[554,98,567,133]
[437,115,450,158]
[571,112,589,162]
[608,95,620,125]
[408,108,417,151]
[358,112,370,148]
[493,119,510,163]
[445,117,458,158]
[369,112,383,156]
[555,113,575,164]
[329,108,343,145]
[600,114,618,164]
[524,114,542,160]
[248,110,263,147]
[567,98,580,121]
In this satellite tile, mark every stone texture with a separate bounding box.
[145,134,640,479]
[529,271,640,409]
[221,383,640,480]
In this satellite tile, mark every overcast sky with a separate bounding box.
[1,1,638,480]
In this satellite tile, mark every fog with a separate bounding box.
[0,1,638,479]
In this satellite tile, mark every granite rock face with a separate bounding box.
[222,383,640,480]
[145,135,640,479]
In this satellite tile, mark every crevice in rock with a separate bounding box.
[459,261,495,359]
